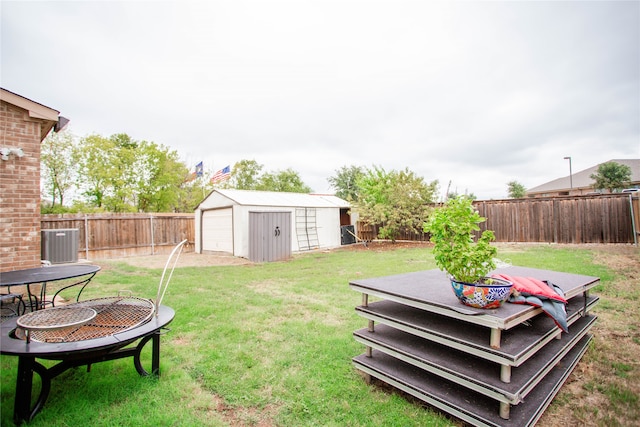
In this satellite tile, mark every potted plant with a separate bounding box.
[423,196,512,309]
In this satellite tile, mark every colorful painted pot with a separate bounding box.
[450,277,513,309]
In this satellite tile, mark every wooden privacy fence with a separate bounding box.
[41,213,194,260]
[356,222,429,242]
[475,194,638,244]
[357,194,639,245]
[41,194,638,262]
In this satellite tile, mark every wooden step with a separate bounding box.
[353,334,592,427]
[350,267,599,332]
[353,314,596,405]
[356,295,598,366]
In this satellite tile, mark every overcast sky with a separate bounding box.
[2,0,639,199]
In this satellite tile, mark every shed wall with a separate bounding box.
[233,205,342,258]
[195,190,349,258]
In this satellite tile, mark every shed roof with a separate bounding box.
[200,189,350,209]
[527,159,640,194]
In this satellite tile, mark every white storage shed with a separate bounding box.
[195,189,352,260]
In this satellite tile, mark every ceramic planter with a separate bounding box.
[450,276,513,309]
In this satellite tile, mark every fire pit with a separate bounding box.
[1,304,174,424]
[1,239,186,424]
[15,297,155,343]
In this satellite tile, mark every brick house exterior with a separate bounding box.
[0,88,66,272]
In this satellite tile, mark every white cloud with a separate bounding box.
[2,0,638,198]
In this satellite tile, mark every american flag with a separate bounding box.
[211,165,231,184]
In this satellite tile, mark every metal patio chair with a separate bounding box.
[154,239,188,314]
[15,239,188,343]
[1,291,26,318]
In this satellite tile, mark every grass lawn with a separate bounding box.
[1,243,638,426]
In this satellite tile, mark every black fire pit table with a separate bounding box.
[0,264,101,311]
[0,301,175,424]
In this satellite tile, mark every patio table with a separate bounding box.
[0,264,100,311]
[0,303,175,424]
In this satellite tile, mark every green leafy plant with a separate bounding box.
[423,196,497,283]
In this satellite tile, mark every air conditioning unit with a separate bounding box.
[341,225,356,245]
[41,229,79,264]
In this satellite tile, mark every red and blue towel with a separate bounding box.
[492,274,569,333]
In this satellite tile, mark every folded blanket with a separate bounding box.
[492,274,569,333]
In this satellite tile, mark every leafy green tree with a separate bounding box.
[75,133,191,212]
[104,133,138,212]
[590,161,632,193]
[75,134,116,209]
[327,165,365,201]
[224,159,311,193]
[176,182,209,212]
[258,168,312,193]
[135,141,189,212]
[507,180,527,198]
[356,166,439,242]
[41,129,77,210]
[229,159,264,190]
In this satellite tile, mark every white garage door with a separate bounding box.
[202,208,233,253]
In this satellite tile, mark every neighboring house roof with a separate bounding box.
[527,159,640,194]
[198,189,350,209]
[0,88,67,140]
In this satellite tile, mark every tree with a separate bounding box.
[258,168,312,193]
[356,166,439,242]
[74,133,139,212]
[75,134,116,209]
[229,159,263,190]
[175,179,208,212]
[105,133,139,212]
[41,129,77,210]
[507,181,527,198]
[75,133,192,212]
[327,165,365,201]
[590,161,632,193]
[225,159,312,193]
[135,141,189,212]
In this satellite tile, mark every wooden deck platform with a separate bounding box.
[355,295,598,366]
[353,336,591,427]
[350,266,599,425]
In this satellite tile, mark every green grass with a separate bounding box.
[1,244,637,426]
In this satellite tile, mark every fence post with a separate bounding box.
[630,194,638,246]
[84,214,90,260]
[150,215,155,255]
[552,199,559,243]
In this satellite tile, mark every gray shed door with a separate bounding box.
[249,211,291,262]
[202,208,233,253]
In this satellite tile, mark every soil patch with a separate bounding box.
[105,241,430,269]
[105,251,252,269]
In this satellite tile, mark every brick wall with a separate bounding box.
[0,101,48,272]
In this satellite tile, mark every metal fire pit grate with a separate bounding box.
[18,297,155,343]
[17,306,97,331]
